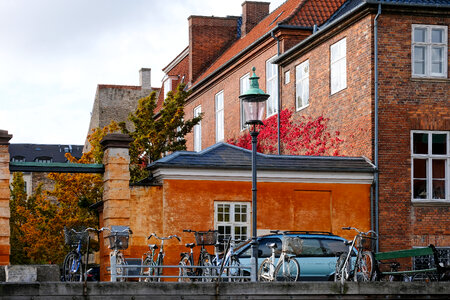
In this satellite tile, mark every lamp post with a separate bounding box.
[239,67,269,282]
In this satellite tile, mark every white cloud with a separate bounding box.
[0,0,285,144]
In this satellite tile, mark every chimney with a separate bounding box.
[241,1,270,37]
[139,68,152,90]
[189,15,239,82]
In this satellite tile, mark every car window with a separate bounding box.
[238,237,281,258]
[299,238,324,256]
[320,239,348,256]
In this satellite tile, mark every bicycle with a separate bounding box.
[211,236,244,282]
[334,227,377,283]
[101,225,132,282]
[257,230,302,282]
[140,232,181,282]
[62,226,97,282]
[178,229,216,282]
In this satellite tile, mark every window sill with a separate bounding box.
[411,77,449,83]
[411,200,450,207]
[296,104,309,112]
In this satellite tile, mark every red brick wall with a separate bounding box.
[241,1,270,36]
[281,15,374,158]
[185,40,278,151]
[376,12,450,251]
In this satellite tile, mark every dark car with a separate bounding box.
[234,231,349,281]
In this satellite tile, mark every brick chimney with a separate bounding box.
[189,15,239,83]
[241,1,270,37]
[139,68,152,90]
[0,130,12,265]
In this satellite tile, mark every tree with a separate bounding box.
[8,124,117,264]
[228,108,343,156]
[120,83,202,182]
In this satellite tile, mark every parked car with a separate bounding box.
[234,231,349,281]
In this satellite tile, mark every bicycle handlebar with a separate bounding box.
[342,227,377,237]
[99,227,133,234]
[69,227,99,234]
[183,229,217,234]
[148,233,181,241]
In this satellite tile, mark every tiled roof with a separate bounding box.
[148,142,375,173]
[9,144,84,163]
[192,0,347,86]
[366,0,450,5]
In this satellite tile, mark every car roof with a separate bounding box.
[258,231,346,240]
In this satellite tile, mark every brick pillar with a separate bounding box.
[99,133,133,280]
[0,130,12,265]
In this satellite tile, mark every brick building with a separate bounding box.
[273,0,449,256]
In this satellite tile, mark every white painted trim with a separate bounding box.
[162,47,189,74]
[152,167,374,184]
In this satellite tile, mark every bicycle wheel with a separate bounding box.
[411,273,434,282]
[178,255,192,282]
[258,258,275,282]
[334,252,350,283]
[140,256,156,282]
[274,256,300,281]
[354,251,374,282]
[116,252,127,282]
[201,253,214,282]
[155,256,163,282]
[63,252,82,282]
[227,256,243,282]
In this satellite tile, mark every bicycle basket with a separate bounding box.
[360,235,377,251]
[282,236,303,255]
[194,231,217,246]
[107,226,131,250]
[64,226,88,246]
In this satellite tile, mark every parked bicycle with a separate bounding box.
[140,232,181,282]
[211,236,244,282]
[62,226,97,282]
[178,229,216,282]
[101,225,132,282]
[334,227,377,283]
[257,230,302,282]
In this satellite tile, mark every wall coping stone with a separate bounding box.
[0,130,12,145]
[100,134,133,150]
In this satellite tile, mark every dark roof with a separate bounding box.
[9,144,83,163]
[148,142,375,173]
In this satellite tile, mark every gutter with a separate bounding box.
[373,3,381,252]
[271,31,282,155]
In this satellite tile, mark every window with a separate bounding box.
[34,156,52,163]
[266,56,279,117]
[240,73,250,130]
[163,78,172,99]
[412,25,448,78]
[411,131,449,202]
[295,60,309,110]
[11,156,25,162]
[284,70,290,84]
[215,202,250,244]
[215,91,224,142]
[414,247,450,270]
[330,38,347,94]
[193,106,202,152]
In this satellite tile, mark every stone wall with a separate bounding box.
[0,130,12,265]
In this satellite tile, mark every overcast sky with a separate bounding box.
[0,0,285,145]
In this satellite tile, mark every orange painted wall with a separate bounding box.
[111,179,371,281]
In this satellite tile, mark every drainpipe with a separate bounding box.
[271,31,281,155]
[374,3,381,252]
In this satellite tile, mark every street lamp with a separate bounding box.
[239,67,269,282]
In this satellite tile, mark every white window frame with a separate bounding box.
[411,130,450,203]
[214,201,250,243]
[284,70,290,84]
[412,24,448,78]
[193,105,202,152]
[295,59,309,110]
[215,91,224,142]
[163,77,172,99]
[266,56,279,117]
[240,73,250,130]
[330,38,347,95]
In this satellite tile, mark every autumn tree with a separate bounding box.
[228,108,343,156]
[120,83,202,183]
[9,123,118,264]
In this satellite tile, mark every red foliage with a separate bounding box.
[227,109,343,156]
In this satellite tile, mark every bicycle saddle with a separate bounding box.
[266,242,277,249]
[185,243,196,248]
[148,244,158,250]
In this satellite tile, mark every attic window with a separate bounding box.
[270,11,284,26]
[35,156,52,163]
[11,156,25,162]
